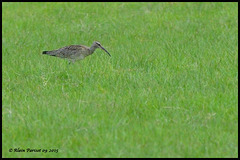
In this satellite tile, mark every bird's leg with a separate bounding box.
[68,59,75,65]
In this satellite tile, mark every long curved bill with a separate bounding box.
[100,46,111,57]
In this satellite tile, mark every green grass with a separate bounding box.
[2,2,238,158]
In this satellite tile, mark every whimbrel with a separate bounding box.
[42,41,111,64]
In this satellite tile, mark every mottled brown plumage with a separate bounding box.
[43,41,111,64]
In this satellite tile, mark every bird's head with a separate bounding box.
[93,41,111,57]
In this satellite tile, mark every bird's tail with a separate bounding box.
[42,51,48,54]
[42,50,56,56]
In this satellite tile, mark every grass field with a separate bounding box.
[2,2,238,158]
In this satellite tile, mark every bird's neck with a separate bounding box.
[89,45,98,54]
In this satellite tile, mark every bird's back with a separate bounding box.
[43,45,90,59]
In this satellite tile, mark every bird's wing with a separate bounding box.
[55,45,88,58]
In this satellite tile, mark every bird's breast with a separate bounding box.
[69,51,88,60]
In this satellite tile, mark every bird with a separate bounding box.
[42,41,111,64]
